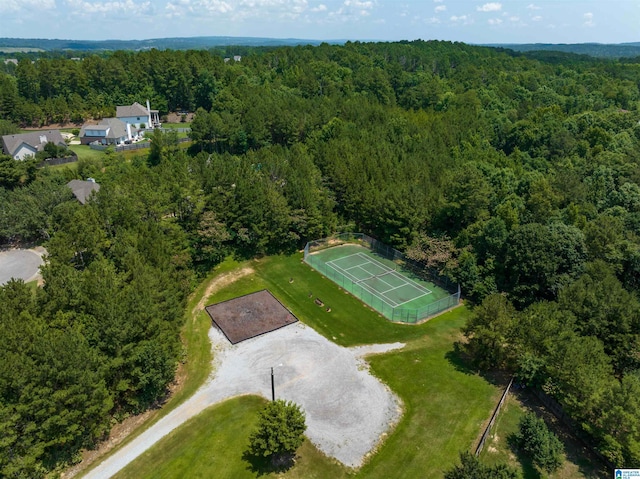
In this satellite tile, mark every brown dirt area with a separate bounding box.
[205,289,298,344]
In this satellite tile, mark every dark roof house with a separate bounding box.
[2,130,66,160]
[79,118,129,145]
[66,179,100,205]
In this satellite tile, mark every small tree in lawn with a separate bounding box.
[444,451,519,479]
[516,412,564,473]
[249,399,306,467]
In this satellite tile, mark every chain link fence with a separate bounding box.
[304,233,460,323]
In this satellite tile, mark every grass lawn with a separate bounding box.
[480,391,608,478]
[114,396,346,479]
[114,253,505,478]
[68,144,106,162]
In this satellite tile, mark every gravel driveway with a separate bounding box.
[84,322,404,478]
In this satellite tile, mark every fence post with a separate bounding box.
[475,377,513,457]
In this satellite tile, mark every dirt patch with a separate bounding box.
[205,290,298,344]
[192,267,254,317]
[166,112,194,123]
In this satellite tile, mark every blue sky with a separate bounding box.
[2,0,639,44]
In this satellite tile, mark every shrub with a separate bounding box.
[248,400,306,466]
[444,451,519,479]
[516,412,563,473]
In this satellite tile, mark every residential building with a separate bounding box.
[67,179,100,205]
[79,118,130,145]
[116,100,160,129]
[1,130,66,160]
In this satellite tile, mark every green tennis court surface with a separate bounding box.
[327,252,432,307]
[305,243,458,323]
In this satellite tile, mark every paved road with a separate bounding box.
[83,323,404,478]
[0,248,45,285]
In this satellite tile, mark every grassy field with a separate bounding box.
[82,253,608,478]
[115,253,503,478]
[114,396,346,479]
[480,391,608,478]
[68,144,106,162]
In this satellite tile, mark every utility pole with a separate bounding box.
[271,367,275,401]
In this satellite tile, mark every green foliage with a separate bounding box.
[464,294,517,370]
[444,452,519,479]
[2,39,640,476]
[515,412,564,473]
[248,400,306,461]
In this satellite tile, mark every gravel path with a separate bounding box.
[0,247,46,285]
[84,322,404,478]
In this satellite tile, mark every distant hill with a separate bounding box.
[0,36,343,52]
[486,42,640,59]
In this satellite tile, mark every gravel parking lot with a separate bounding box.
[85,322,404,478]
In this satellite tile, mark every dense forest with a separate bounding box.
[1,40,640,475]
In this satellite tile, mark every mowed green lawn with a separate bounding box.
[116,253,502,478]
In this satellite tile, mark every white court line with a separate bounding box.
[326,258,363,283]
[358,253,432,295]
[394,289,431,307]
[326,251,433,310]
[355,279,399,308]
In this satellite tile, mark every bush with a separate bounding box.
[516,412,564,473]
[444,451,519,479]
[248,400,306,466]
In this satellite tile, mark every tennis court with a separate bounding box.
[327,252,432,308]
[304,236,460,323]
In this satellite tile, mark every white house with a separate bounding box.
[116,100,160,129]
[1,130,66,160]
[79,118,130,145]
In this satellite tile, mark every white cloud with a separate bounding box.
[426,16,441,24]
[526,3,540,10]
[433,0,443,2]
[1,0,55,12]
[509,15,519,22]
[488,18,502,25]
[434,5,445,13]
[583,12,595,27]
[65,0,151,15]
[166,0,317,20]
[329,0,374,19]
[450,14,473,24]
[532,15,542,21]
[477,2,501,12]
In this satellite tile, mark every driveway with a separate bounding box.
[0,247,46,286]
[84,322,404,478]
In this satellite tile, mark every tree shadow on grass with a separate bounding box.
[506,433,541,479]
[444,342,510,388]
[242,450,296,477]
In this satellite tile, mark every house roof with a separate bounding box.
[116,102,149,118]
[1,130,65,157]
[67,179,100,205]
[80,118,127,139]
